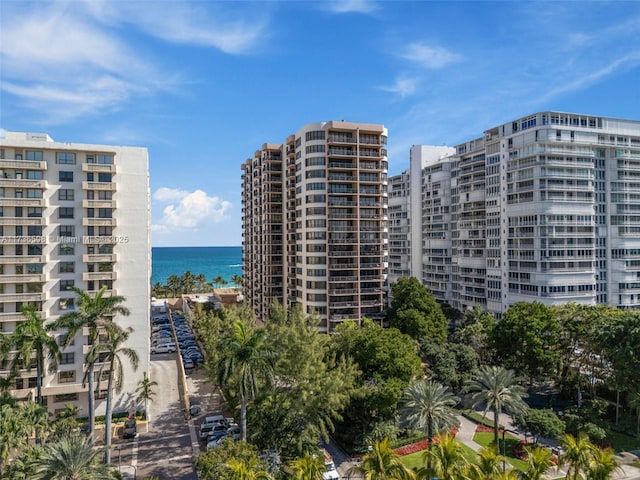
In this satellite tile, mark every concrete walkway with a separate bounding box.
[455,414,483,452]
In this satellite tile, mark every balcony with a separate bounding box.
[0,216,44,225]
[0,198,45,207]
[0,292,44,302]
[1,255,45,263]
[83,200,116,209]
[0,273,45,283]
[83,217,116,227]
[82,181,116,191]
[82,163,116,173]
[0,178,45,188]
[0,159,47,170]
[0,311,43,322]
[83,271,117,281]
[83,254,116,263]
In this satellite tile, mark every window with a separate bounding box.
[98,173,112,182]
[59,298,75,310]
[60,280,74,292]
[27,207,42,217]
[26,151,43,161]
[58,189,74,201]
[57,152,75,164]
[55,393,78,402]
[27,170,43,180]
[26,189,42,198]
[58,207,74,219]
[59,353,75,365]
[305,130,325,141]
[97,154,113,165]
[59,262,75,273]
[27,264,43,274]
[58,370,76,383]
[59,244,74,255]
[27,244,42,255]
[27,226,42,236]
[59,171,74,182]
[59,225,75,237]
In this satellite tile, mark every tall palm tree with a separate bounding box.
[0,305,60,407]
[465,365,528,446]
[51,286,130,441]
[289,453,326,480]
[216,320,275,441]
[181,270,196,294]
[87,325,139,464]
[232,274,244,289]
[397,380,459,470]
[31,433,114,480]
[559,433,594,480]
[346,437,415,480]
[213,275,228,290]
[418,433,468,480]
[520,445,553,480]
[586,448,620,480]
[166,274,182,298]
[135,371,158,421]
[194,273,209,293]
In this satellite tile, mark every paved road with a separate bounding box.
[112,353,197,480]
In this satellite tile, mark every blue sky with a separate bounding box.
[1,1,639,247]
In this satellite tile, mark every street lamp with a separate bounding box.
[501,428,519,472]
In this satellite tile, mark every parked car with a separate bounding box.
[226,424,241,440]
[206,437,225,450]
[183,359,195,370]
[151,343,176,354]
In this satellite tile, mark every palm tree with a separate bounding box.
[347,438,415,480]
[194,273,209,293]
[232,274,244,289]
[216,320,275,441]
[397,380,459,470]
[559,433,594,480]
[51,286,130,440]
[2,444,43,480]
[0,402,34,473]
[135,371,158,421]
[418,433,468,480]
[181,270,196,294]
[586,448,620,480]
[0,305,60,407]
[31,433,114,480]
[213,275,227,290]
[519,445,553,480]
[87,325,139,464]
[465,446,503,480]
[465,365,528,446]
[289,453,326,480]
[51,403,81,439]
[166,274,182,298]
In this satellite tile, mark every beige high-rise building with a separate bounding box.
[0,131,150,416]
[242,121,388,331]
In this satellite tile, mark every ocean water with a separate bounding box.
[151,246,243,286]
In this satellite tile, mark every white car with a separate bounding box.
[151,343,176,354]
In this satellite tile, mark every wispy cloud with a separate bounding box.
[0,1,271,123]
[324,0,378,14]
[399,42,462,69]
[379,76,419,98]
[152,188,233,232]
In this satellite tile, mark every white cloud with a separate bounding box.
[0,1,269,123]
[399,42,462,69]
[379,76,419,98]
[325,0,378,14]
[153,188,233,231]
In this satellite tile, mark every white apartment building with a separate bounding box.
[389,112,640,316]
[242,121,388,332]
[0,131,150,415]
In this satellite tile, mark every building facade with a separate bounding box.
[389,112,640,316]
[0,131,150,415]
[242,121,388,331]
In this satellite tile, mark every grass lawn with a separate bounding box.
[460,409,505,430]
[473,432,528,471]
[399,441,494,470]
